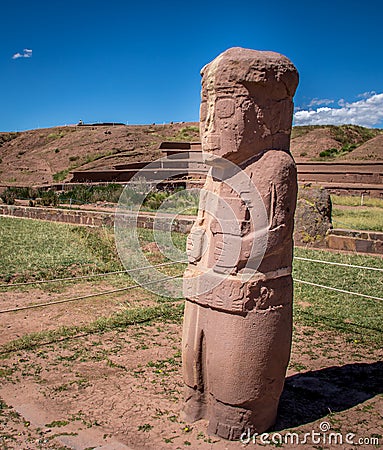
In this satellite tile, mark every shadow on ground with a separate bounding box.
[274,361,383,430]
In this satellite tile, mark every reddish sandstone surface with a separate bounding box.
[182,47,298,439]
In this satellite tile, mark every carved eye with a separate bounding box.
[216,98,235,119]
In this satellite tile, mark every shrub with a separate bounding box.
[319,143,358,158]
[331,124,381,145]
[319,148,339,158]
[143,191,170,210]
[0,132,19,147]
[0,187,38,204]
[47,131,65,140]
[140,187,198,214]
[167,125,200,142]
[53,169,70,182]
[58,184,124,205]
[341,143,357,152]
[1,188,16,205]
[38,190,58,206]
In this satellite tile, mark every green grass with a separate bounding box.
[0,217,122,283]
[47,131,66,141]
[291,125,326,139]
[290,124,382,143]
[141,189,198,215]
[0,186,59,206]
[319,144,357,159]
[0,216,381,350]
[0,217,186,285]
[3,184,197,212]
[117,186,198,215]
[329,124,382,145]
[331,194,383,232]
[53,168,71,182]
[136,231,383,345]
[332,195,383,208]
[332,207,383,232]
[293,247,383,345]
[58,183,124,204]
[166,126,200,142]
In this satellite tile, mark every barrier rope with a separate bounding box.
[0,274,182,314]
[2,275,381,315]
[294,278,383,302]
[294,256,383,272]
[2,256,382,289]
[1,257,382,314]
[0,260,187,288]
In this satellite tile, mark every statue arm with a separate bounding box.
[239,157,297,266]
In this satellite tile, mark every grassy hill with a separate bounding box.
[0,123,199,186]
[290,124,382,160]
[0,123,382,186]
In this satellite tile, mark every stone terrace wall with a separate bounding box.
[0,204,193,233]
[326,229,383,254]
[0,204,114,227]
[1,204,382,255]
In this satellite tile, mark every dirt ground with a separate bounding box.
[0,281,162,346]
[0,282,382,450]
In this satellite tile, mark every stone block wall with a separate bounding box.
[1,200,381,255]
[326,229,383,255]
[0,204,193,234]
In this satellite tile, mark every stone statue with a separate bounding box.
[182,47,299,440]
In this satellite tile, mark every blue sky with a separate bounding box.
[1,0,382,131]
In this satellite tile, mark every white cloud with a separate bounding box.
[12,48,32,59]
[294,92,383,127]
[358,91,376,99]
[308,98,334,107]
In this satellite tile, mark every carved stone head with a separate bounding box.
[200,47,299,164]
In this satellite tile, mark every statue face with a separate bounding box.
[200,68,247,161]
[199,66,277,164]
[199,50,297,164]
